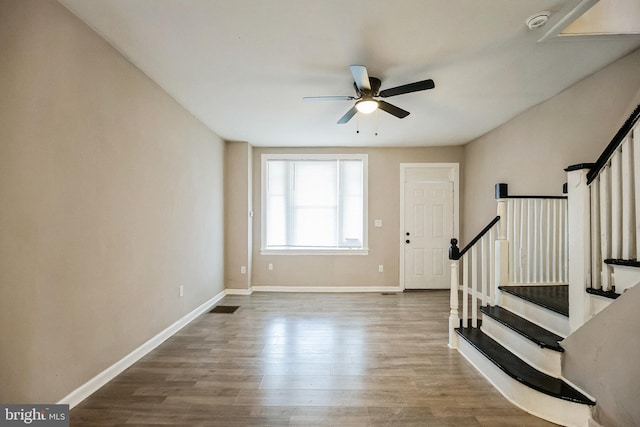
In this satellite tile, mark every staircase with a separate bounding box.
[448,104,640,427]
[456,285,594,426]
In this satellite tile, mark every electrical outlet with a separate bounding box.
[378,265,384,272]
[240,266,247,274]
[375,219,383,227]
[268,263,273,271]
[179,285,184,297]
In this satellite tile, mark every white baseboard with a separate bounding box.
[252,285,402,293]
[58,289,226,409]
[225,287,254,295]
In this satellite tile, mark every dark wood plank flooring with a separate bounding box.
[71,291,556,426]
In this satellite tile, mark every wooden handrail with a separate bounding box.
[449,215,500,260]
[495,183,566,199]
[501,195,567,200]
[586,103,640,185]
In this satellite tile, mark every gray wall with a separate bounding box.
[250,146,464,288]
[562,285,640,427]
[463,48,640,239]
[0,0,225,403]
[224,141,253,290]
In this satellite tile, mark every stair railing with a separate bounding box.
[566,104,640,331]
[496,185,569,285]
[449,184,569,348]
[448,216,500,348]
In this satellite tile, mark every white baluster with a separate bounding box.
[600,164,612,291]
[564,199,569,282]
[545,200,551,282]
[471,246,478,328]
[621,136,636,260]
[611,150,623,259]
[462,253,469,327]
[590,180,602,289]
[449,259,460,349]
[507,199,516,283]
[527,199,535,282]
[481,236,488,306]
[633,124,640,258]
[489,227,496,305]
[531,199,537,282]
[519,199,526,283]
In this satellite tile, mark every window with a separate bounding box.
[261,154,368,254]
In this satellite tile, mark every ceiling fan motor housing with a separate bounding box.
[354,77,382,97]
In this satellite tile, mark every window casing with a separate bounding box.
[261,154,368,255]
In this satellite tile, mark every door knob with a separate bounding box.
[406,239,410,244]
[406,232,410,236]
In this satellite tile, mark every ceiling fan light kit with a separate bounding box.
[355,99,379,114]
[303,65,435,124]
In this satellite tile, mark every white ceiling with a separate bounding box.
[58,0,640,147]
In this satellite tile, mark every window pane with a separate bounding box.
[266,195,287,246]
[293,161,337,206]
[263,156,365,250]
[339,160,363,247]
[266,161,288,246]
[292,207,336,247]
[291,161,337,246]
[341,196,363,247]
[340,160,363,196]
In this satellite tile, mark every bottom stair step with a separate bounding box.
[455,326,593,405]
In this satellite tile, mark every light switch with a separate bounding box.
[374,220,382,227]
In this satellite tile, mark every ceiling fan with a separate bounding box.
[303,65,435,124]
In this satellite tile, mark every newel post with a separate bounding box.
[448,238,460,349]
[494,183,509,306]
[566,166,592,332]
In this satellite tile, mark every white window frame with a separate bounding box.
[260,153,368,255]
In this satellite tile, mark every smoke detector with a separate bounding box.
[526,11,551,30]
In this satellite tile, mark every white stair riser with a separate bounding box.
[589,294,614,317]
[481,315,562,377]
[610,264,640,293]
[458,337,593,427]
[500,292,570,337]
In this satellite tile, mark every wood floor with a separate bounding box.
[71,291,556,426]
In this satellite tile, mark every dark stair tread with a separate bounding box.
[456,327,594,405]
[480,305,564,352]
[586,287,621,299]
[499,285,569,317]
[604,258,640,268]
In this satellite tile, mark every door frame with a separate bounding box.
[399,163,460,290]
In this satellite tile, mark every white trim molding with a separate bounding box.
[58,289,226,409]
[226,287,254,295]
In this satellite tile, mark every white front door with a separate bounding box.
[401,165,457,290]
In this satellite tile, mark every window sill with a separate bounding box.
[260,248,369,256]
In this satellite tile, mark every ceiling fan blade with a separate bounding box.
[350,65,371,92]
[337,106,358,124]
[379,79,435,98]
[303,96,355,102]
[377,100,410,119]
